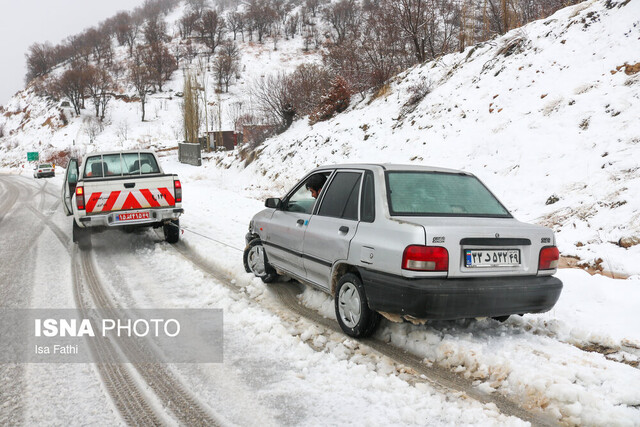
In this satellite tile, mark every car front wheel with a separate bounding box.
[335,273,380,338]
[243,239,278,283]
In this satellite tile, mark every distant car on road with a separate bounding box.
[34,163,55,178]
[244,164,563,338]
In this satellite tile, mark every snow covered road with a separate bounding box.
[1,172,639,426]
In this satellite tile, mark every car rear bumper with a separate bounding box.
[36,172,55,177]
[77,208,183,228]
[359,269,563,320]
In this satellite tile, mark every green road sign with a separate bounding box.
[27,152,39,161]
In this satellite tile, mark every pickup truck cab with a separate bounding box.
[61,150,183,248]
[244,164,563,338]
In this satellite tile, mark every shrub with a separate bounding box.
[309,76,351,124]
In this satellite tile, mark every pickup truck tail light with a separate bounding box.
[539,246,559,270]
[174,179,182,203]
[402,246,448,272]
[76,186,85,210]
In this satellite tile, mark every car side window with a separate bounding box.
[317,172,362,221]
[283,172,330,214]
[361,171,375,222]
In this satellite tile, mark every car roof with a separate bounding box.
[312,163,468,174]
[84,150,156,157]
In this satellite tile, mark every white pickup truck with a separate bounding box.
[61,150,183,248]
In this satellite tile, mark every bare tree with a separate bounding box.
[250,64,332,131]
[323,0,361,45]
[144,14,169,46]
[25,42,54,82]
[146,42,178,91]
[197,10,226,56]
[50,63,90,115]
[214,42,240,92]
[179,11,200,38]
[114,12,141,54]
[306,0,321,17]
[227,101,244,132]
[247,0,276,43]
[250,72,295,130]
[227,11,245,41]
[128,46,154,121]
[186,0,208,18]
[85,65,114,120]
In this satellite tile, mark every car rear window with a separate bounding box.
[40,164,52,168]
[84,153,160,178]
[386,172,511,217]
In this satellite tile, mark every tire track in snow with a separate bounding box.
[78,250,222,426]
[0,176,21,224]
[0,177,55,426]
[15,179,166,426]
[167,238,557,427]
[16,178,211,426]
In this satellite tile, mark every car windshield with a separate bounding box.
[386,171,511,217]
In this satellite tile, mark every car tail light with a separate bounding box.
[539,246,559,270]
[174,179,182,203]
[76,186,85,210]
[402,246,448,271]
[38,170,42,173]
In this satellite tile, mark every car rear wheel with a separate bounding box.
[243,239,278,283]
[335,273,380,338]
[163,219,180,243]
[73,220,91,250]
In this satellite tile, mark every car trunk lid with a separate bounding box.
[399,216,551,278]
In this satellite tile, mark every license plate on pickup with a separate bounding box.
[116,212,150,222]
[464,249,520,268]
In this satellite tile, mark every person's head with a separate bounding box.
[306,174,327,199]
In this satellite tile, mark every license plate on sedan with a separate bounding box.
[464,249,520,268]
[116,212,150,222]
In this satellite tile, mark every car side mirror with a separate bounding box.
[265,198,282,209]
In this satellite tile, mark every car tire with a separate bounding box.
[335,273,380,338]
[163,219,180,243]
[492,315,510,323]
[243,238,278,283]
[73,219,91,250]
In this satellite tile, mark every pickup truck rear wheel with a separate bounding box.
[243,239,278,283]
[163,219,180,243]
[73,220,91,250]
[335,273,380,338]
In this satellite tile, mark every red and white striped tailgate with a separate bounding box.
[85,187,175,214]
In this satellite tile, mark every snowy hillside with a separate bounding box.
[214,0,640,276]
[0,2,322,164]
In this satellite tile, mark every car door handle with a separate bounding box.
[339,226,349,233]
[124,182,136,189]
[297,219,305,225]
